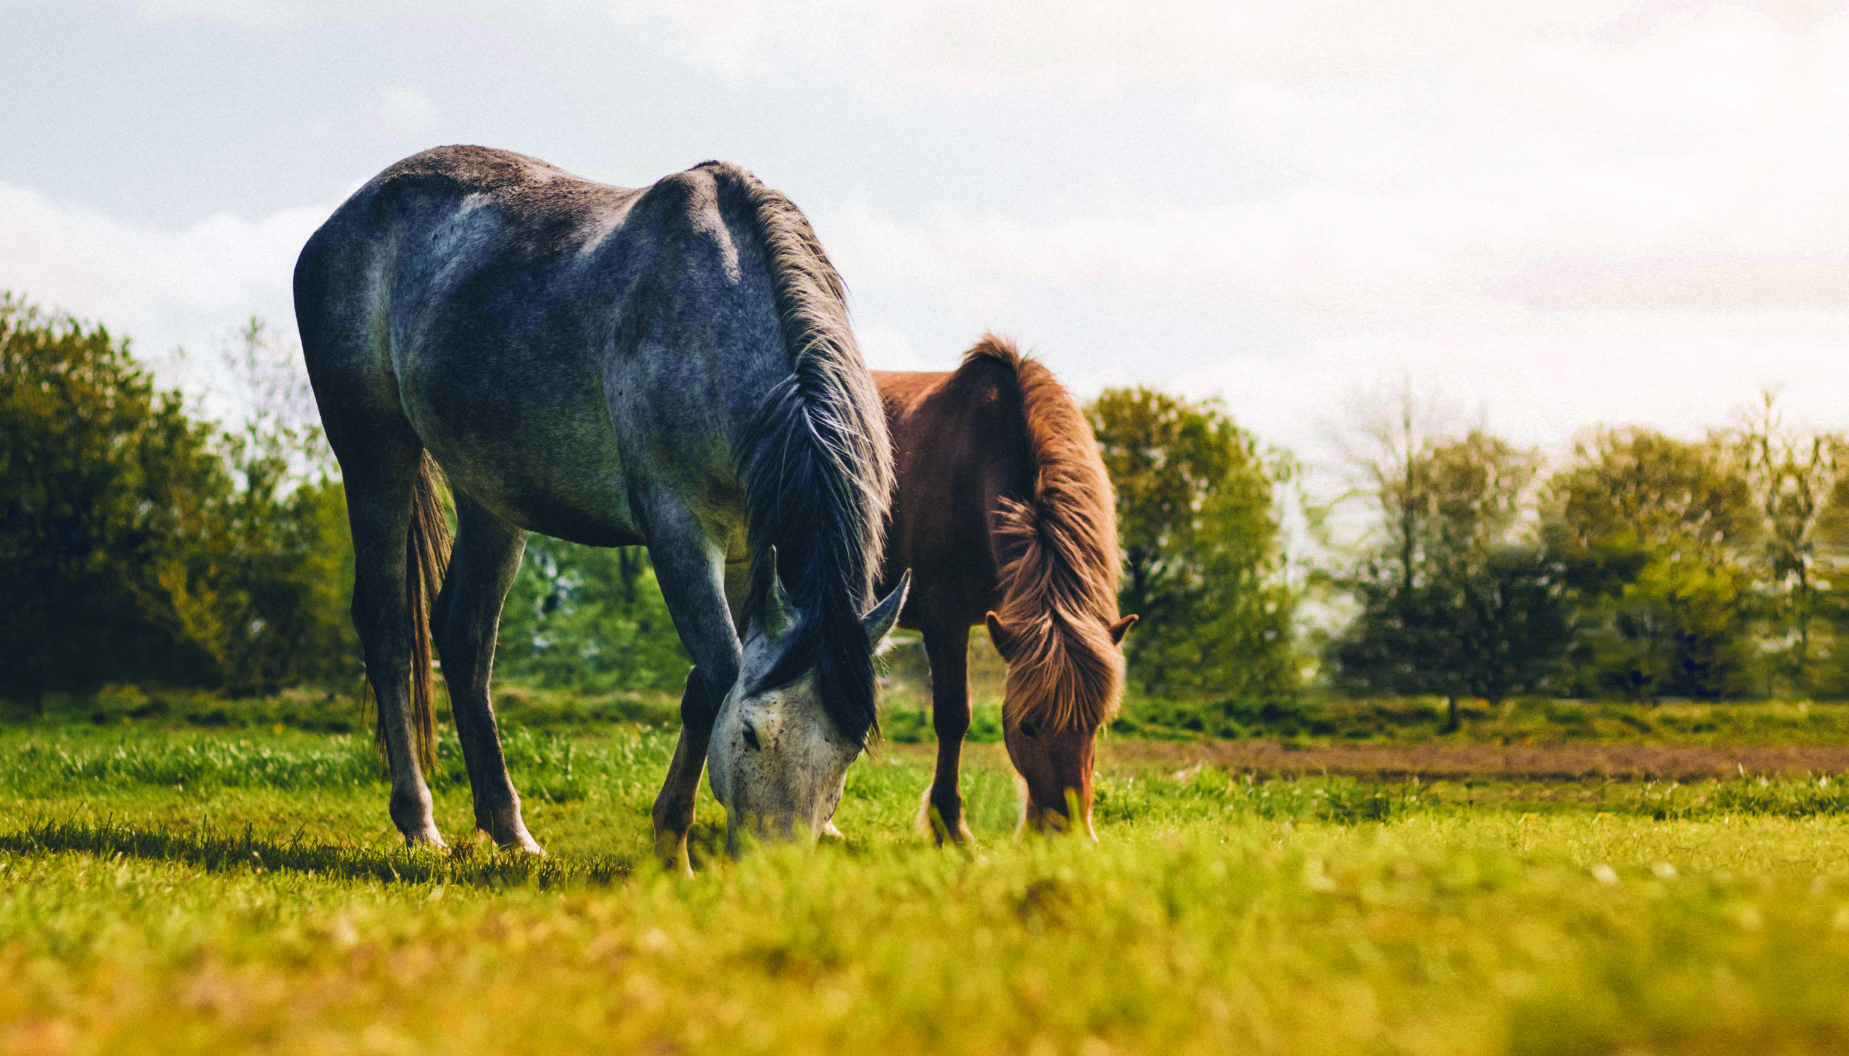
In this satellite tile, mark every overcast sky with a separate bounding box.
[5,1,1848,479]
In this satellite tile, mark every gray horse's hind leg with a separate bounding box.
[643,504,745,874]
[344,438,446,848]
[432,493,542,854]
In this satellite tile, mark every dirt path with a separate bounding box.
[1087,740,1849,781]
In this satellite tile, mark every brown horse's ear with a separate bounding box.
[1107,614,1138,645]
[985,612,1017,658]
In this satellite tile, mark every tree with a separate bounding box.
[1330,422,1568,728]
[1087,387,1297,699]
[0,297,357,698]
[201,320,356,692]
[1732,394,1844,697]
[0,293,225,695]
[1542,427,1758,701]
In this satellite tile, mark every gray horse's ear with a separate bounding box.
[758,545,800,640]
[862,571,909,651]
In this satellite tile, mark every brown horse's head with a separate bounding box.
[986,609,1136,837]
[949,336,1134,838]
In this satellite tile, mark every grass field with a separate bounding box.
[7,695,1849,1054]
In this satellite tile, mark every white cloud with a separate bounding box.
[854,323,924,372]
[628,2,1842,101]
[827,172,1849,467]
[128,0,525,26]
[130,0,302,25]
[378,86,438,136]
[1172,312,1849,460]
[0,180,328,398]
[788,2,1849,471]
[659,0,1849,326]
[627,0,1226,96]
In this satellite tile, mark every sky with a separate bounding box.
[5,1,1849,485]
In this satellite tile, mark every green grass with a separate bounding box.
[26,662,1849,749]
[7,700,1849,1053]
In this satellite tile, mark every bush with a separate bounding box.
[0,295,356,698]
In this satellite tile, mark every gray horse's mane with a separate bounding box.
[700,161,894,746]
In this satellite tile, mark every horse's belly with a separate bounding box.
[399,345,643,546]
[439,433,642,547]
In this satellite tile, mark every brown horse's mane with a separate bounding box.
[964,335,1126,732]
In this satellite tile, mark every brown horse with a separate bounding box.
[876,336,1136,841]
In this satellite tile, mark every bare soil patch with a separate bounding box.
[1096,740,1849,781]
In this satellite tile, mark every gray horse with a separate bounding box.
[293,145,907,870]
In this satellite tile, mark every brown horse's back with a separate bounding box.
[876,352,1034,628]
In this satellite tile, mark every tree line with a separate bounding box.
[10,290,1843,713]
[1326,390,1849,718]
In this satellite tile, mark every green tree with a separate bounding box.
[1330,424,1568,728]
[1732,395,1844,697]
[0,293,226,695]
[0,298,358,698]
[1087,387,1297,699]
[202,320,356,692]
[1542,427,1758,701]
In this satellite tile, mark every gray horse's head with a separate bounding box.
[707,551,908,850]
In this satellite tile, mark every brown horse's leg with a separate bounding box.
[922,622,975,844]
[432,493,540,854]
[345,442,445,849]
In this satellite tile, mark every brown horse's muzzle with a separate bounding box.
[1003,722,1098,838]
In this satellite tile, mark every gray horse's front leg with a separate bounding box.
[643,506,743,874]
[651,668,719,873]
[433,494,542,854]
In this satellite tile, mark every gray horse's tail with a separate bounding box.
[703,162,894,747]
[372,452,451,773]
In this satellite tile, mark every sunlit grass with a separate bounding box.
[6,716,1849,1054]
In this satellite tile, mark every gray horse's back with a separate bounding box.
[296,145,899,856]
[294,145,783,548]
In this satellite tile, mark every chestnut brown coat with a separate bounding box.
[876,336,1134,839]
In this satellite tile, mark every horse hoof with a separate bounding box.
[481,828,545,856]
[932,816,975,846]
[918,787,973,846]
[654,834,694,877]
[481,811,544,856]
